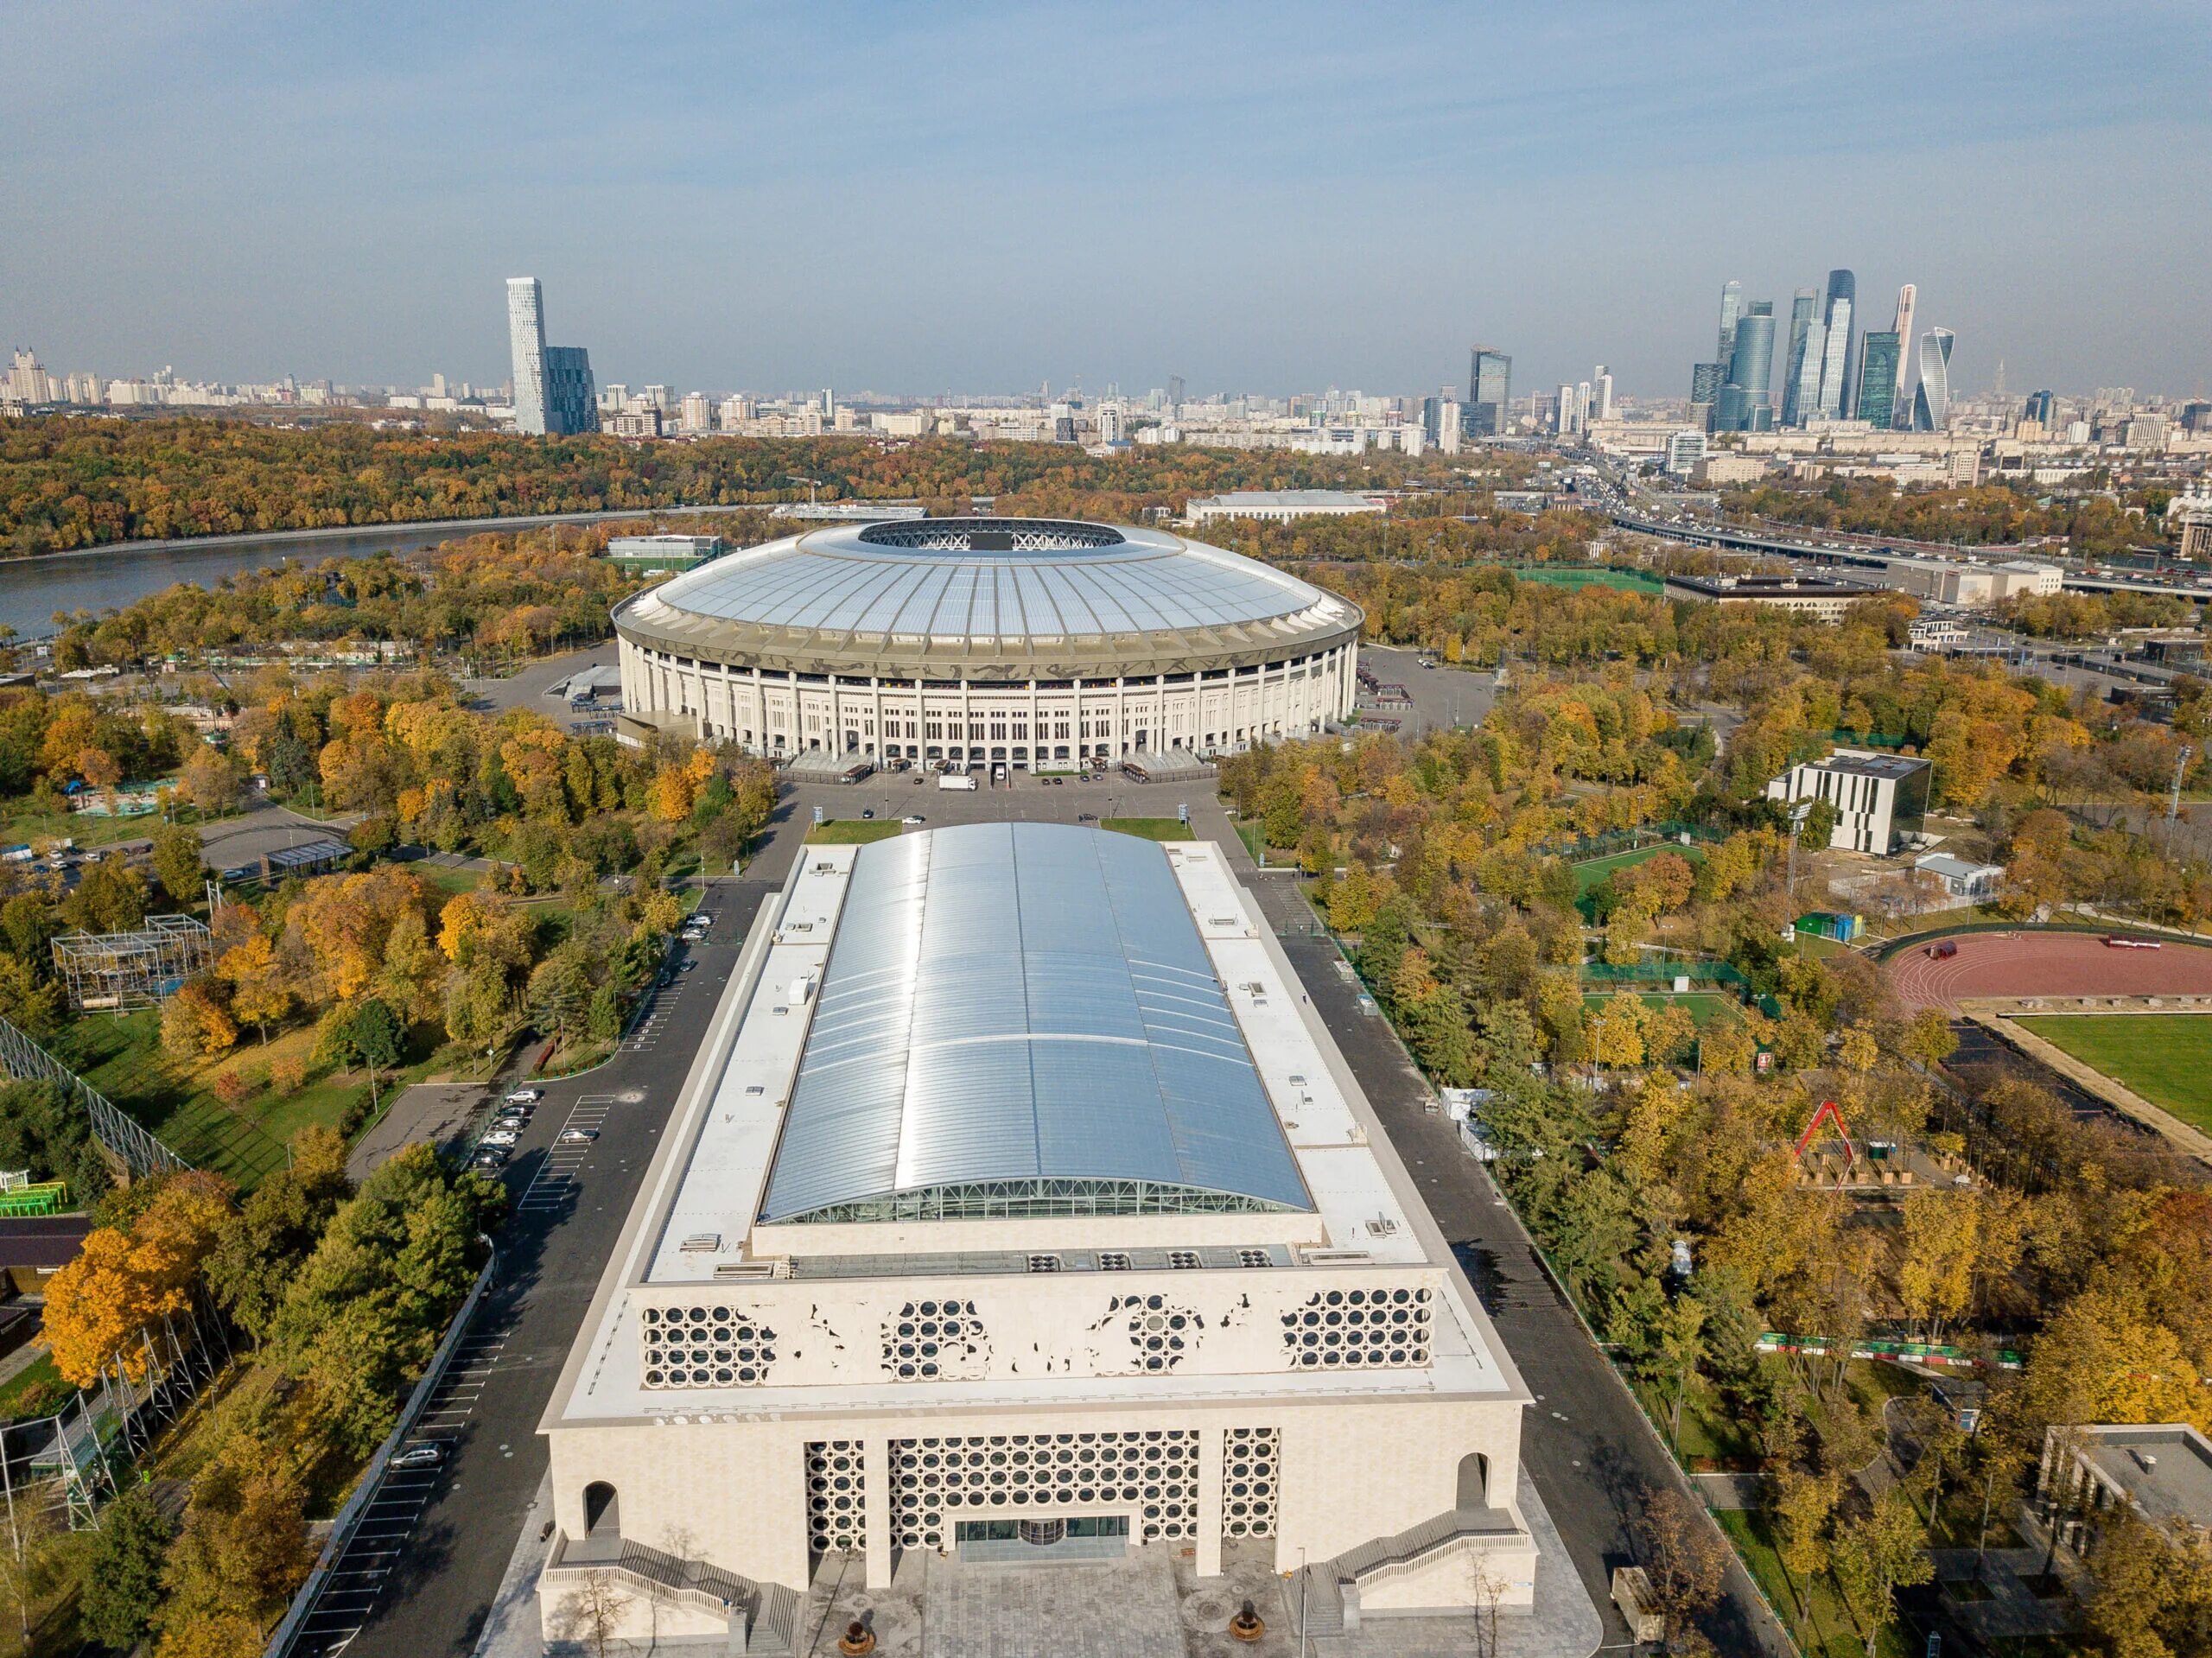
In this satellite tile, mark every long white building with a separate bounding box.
[537,823,1537,1648]
[613,518,1362,770]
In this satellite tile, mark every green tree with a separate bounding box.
[150,822,205,907]
[1833,1488,1934,1658]
[526,942,594,1042]
[348,997,404,1113]
[206,1125,353,1344]
[60,858,147,933]
[82,1486,175,1651]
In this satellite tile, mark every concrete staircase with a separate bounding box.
[1291,1504,1524,1637]
[543,1531,800,1655]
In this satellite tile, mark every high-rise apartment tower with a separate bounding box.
[1816,270,1855,420]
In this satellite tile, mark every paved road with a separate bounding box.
[1355,643,1497,737]
[300,869,781,1658]
[1185,793,1794,1658]
[460,643,620,727]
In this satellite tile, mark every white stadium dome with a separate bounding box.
[613,518,1362,770]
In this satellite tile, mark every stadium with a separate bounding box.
[610,518,1363,770]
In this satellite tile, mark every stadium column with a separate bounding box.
[865,1433,893,1587]
[1197,1424,1224,1576]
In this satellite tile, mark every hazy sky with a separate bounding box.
[6,2,2209,401]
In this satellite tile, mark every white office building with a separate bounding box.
[537,824,1541,1649]
[1767,748,1933,854]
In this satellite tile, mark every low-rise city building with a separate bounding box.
[1766,748,1933,854]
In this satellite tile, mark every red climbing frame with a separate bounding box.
[1793,1098,1856,1177]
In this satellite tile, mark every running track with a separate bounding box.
[1886,930,2212,1013]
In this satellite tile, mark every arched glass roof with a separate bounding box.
[758,823,1312,1225]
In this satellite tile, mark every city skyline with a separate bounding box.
[3,3,2209,398]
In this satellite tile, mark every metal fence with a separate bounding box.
[0,1012,188,1182]
[0,1294,230,1545]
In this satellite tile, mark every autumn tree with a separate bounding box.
[151,822,206,907]
[1832,1487,1933,1658]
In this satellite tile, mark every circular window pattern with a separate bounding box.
[641,1305,777,1388]
[1279,1287,1433,1369]
[1109,1293,1204,1372]
[881,1298,988,1380]
[805,1440,867,1553]
[889,1430,1197,1550]
[1222,1427,1280,1539]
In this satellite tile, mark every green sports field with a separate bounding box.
[1571,841,1707,897]
[1581,991,1739,1029]
[1103,817,1192,842]
[2014,1013,2212,1132]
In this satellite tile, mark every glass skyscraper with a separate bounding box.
[1467,346,1511,437]
[507,277,550,436]
[2024,389,2056,426]
[1780,289,1823,427]
[1816,269,1855,420]
[505,276,598,437]
[1715,281,1743,369]
[1911,327,1955,432]
[1854,332,1902,430]
[1715,302,1774,432]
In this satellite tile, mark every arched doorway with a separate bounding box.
[1456,1453,1489,1511]
[583,1481,620,1538]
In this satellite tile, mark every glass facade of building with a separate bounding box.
[1854,331,1902,430]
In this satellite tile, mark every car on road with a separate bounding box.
[1077,812,1096,823]
[505,1087,543,1105]
[861,808,875,819]
[480,1128,519,1147]
[902,815,925,826]
[390,1442,448,1471]
[559,1128,599,1144]
[680,960,697,973]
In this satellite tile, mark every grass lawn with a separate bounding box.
[1581,990,1740,1029]
[1103,817,1193,842]
[1713,1506,1913,1658]
[1630,1373,1762,1468]
[0,1350,64,1421]
[2015,1013,2212,1131]
[62,1010,450,1192]
[407,861,482,899]
[804,818,904,845]
[1570,840,1706,899]
[1510,566,1666,595]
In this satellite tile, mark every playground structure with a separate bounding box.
[49,915,214,1014]
[0,1172,67,1217]
[1791,1097,1966,1191]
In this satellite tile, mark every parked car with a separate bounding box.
[505,1087,543,1105]
[493,1112,530,1131]
[680,960,697,973]
[390,1442,448,1471]
[861,808,875,819]
[559,1128,599,1145]
[470,1147,510,1169]
[902,815,925,826]
[480,1129,519,1147]
[1077,813,1097,823]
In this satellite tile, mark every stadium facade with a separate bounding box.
[537,823,1536,1648]
[611,518,1361,769]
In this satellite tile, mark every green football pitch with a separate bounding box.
[2014,1013,2212,1133]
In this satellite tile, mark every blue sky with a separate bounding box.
[5,2,2208,400]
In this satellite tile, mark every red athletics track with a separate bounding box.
[1886,930,2212,1013]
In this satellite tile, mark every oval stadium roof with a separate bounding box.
[612,518,1358,676]
[757,822,1313,1225]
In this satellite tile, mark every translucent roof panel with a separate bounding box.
[638,521,1341,651]
[758,823,1313,1223]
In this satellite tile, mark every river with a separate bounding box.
[0,505,729,638]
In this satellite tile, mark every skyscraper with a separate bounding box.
[1780,289,1822,427]
[1592,365,1614,422]
[1167,376,1185,410]
[1468,346,1511,437]
[1716,302,1774,432]
[1555,383,1579,437]
[507,277,550,435]
[1854,331,1902,430]
[544,346,597,435]
[1815,269,1855,420]
[1715,281,1744,369]
[1910,327,1955,431]
[1888,284,1917,429]
[2024,389,2056,426]
[506,277,597,436]
[1689,361,1724,417]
